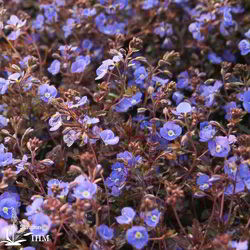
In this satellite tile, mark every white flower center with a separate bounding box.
[135,232,142,239]
[168,130,175,137]
[215,144,221,153]
[82,191,90,198]
[45,92,51,98]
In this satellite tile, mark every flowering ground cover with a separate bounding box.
[0,0,250,249]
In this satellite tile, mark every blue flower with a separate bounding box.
[176,102,192,114]
[79,115,99,125]
[23,247,36,250]
[223,102,237,120]
[134,66,148,86]
[31,213,52,236]
[97,224,114,240]
[100,130,119,145]
[114,92,142,112]
[172,91,184,105]
[117,151,142,167]
[196,174,211,191]
[116,207,136,224]
[25,198,44,220]
[208,52,222,64]
[14,154,28,174]
[32,14,44,30]
[188,22,204,41]
[224,181,245,196]
[82,39,93,50]
[71,55,91,73]
[38,84,57,103]
[243,90,250,113]
[126,226,149,250]
[41,4,58,23]
[0,78,9,95]
[82,8,97,17]
[154,22,173,38]
[208,136,230,158]
[0,192,20,219]
[160,121,182,141]
[0,151,13,167]
[96,55,122,80]
[73,181,97,199]
[228,240,248,250]
[0,115,8,128]
[199,122,216,142]
[67,96,88,109]
[62,18,75,38]
[63,129,80,147]
[238,39,250,56]
[47,179,69,198]
[177,71,189,89]
[141,208,161,227]
[48,60,61,75]
[49,112,62,131]
[142,0,159,10]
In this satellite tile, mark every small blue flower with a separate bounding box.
[224,181,245,196]
[71,55,91,73]
[41,4,58,23]
[63,129,80,147]
[67,96,88,109]
[208,52,222,64]
[73,181,97,199]
[177,71,189,89]
[141,208,161,227]
[47,179,69,198]
[199,122,216,142]
[117,151,142,167]
[238,39,250,56]
[172,91,184,105]
[208,136,230,158]
[160,121,182,141]
[142,0,159,10]
[196,174,211,191]
[0,192,20,219]
[0,115,8,128]
[83,8,97,17]
[228,240,248,250]
[154,22,173,38]
[49,112,62,131]
[62,18,75,38]
[82,39,93,50]
[0,151,13,167]
[48,60,61,75]
[176,102,192,114]
[223,102,237,120]
[126,226,149,250]
[0,78,9,95]
[243,90,250,113]
[116,207,136,224]
[188,22,204,41]
[25,198,44,220]
[97,224,114,240]
[31,213,52,236]
[134,66,148,86]
[14,154,28,174]
[100,129,119,145]
[38,84,57,103]
[32,14,44,30]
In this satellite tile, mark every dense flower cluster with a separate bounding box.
[0,0,249,249]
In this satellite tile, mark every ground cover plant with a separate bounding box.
[0,0,250,249]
